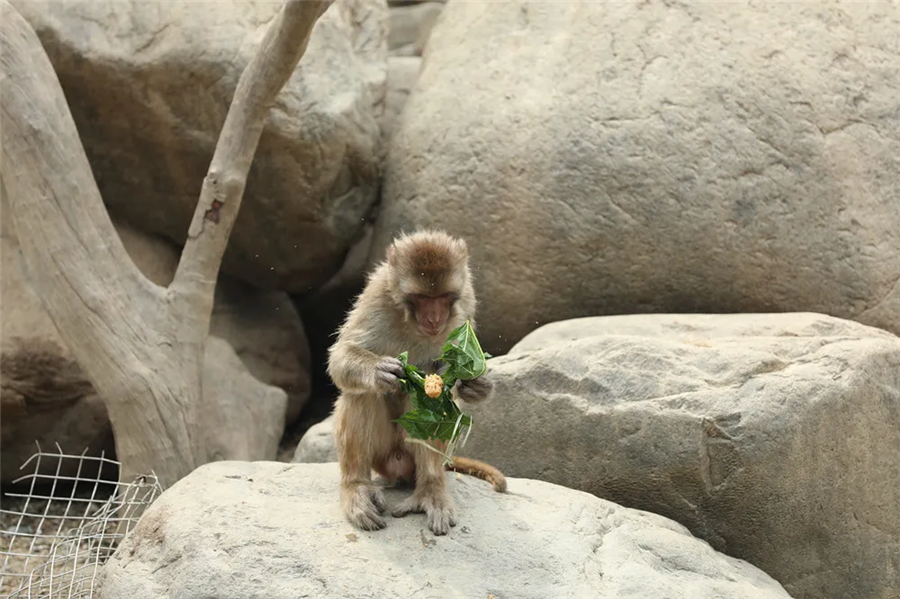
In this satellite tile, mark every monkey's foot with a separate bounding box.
[344,485,387,531]
[392,493,457,535]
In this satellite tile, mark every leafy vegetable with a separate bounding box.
[392,321,490,463]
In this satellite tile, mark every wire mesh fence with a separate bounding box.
[0,444,161,599]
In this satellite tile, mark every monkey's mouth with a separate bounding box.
[420,326,443,337]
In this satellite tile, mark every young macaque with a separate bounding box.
[328,229,505,535]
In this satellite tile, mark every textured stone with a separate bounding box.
[14,0,390,292]
[373,0,900,355]
[98,461,791,599]
[457,312,900,599]
[291,415,336,463]
[388,1,443,55]
[381,56,422,142]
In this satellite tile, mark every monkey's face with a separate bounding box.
[386,229,474,339]
[403,292,460,338]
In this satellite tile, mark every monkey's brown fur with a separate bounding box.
[446,456,507,492]
[328,229,505,535]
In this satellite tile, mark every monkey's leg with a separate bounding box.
[391,440,458,535]
[334,396,389,531]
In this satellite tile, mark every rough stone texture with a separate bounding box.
[200,339,287,464]
[381,56,422,142]
[388,1,443,56]
[288,312,900,599]
[13,0,390,293]
[453,313,900,599]
[372,0,900,355]
[97,461,791,599]
[1,335,287,485]
[291,416,337,463]
[1,208,306,482]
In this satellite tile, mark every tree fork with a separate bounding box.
[0,0,333,488]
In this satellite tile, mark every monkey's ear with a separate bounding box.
[453,239,468,260]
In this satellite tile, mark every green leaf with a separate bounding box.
[440,321,488,383]
[391,320,489,454]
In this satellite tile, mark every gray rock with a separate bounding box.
[388,1,443,54]
[97,461,792,599]
[13,0,390,293]
[291,415,337,463]
[381,56,422,142]
[457,312,900,599]
[201,339,287,464]
[372,0,900,355]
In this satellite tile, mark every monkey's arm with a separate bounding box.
[328,341,403,395]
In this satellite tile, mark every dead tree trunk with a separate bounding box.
[0,0,333,489]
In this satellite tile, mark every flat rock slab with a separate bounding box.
[98,461,791,599]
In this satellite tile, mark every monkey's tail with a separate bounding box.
[446,456,507,493]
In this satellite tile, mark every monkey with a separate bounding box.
[327,229,506,536]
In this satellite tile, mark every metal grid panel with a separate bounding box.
[1,444,161,599]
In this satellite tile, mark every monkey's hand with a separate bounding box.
[374,356,404,393]
[454,373,494,403]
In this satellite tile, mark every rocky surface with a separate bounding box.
[0,340,113,486]
[291,415,336,463]
[13,0,390,293]
[381,56,422,142]
[291,312,900,599]
[460,312,899,599]
[200,339,287,464]
[388,1,443,56]
[373,0,900,355]
[97,461,792,599]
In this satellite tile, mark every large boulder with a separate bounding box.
[288,312,900,599]
[455,313,900,599]
[13,0,390,293]
[1,208,307,483]
[97,461,791,599]
[387,1,443,56]
[200,338,287,464]
[381,56,421,141]
[291,415,337,463]
[372,0,900,355]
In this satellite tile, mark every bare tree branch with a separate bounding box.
[171,0,334,339]
[0,0,164,396]
[0,0,334,488]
